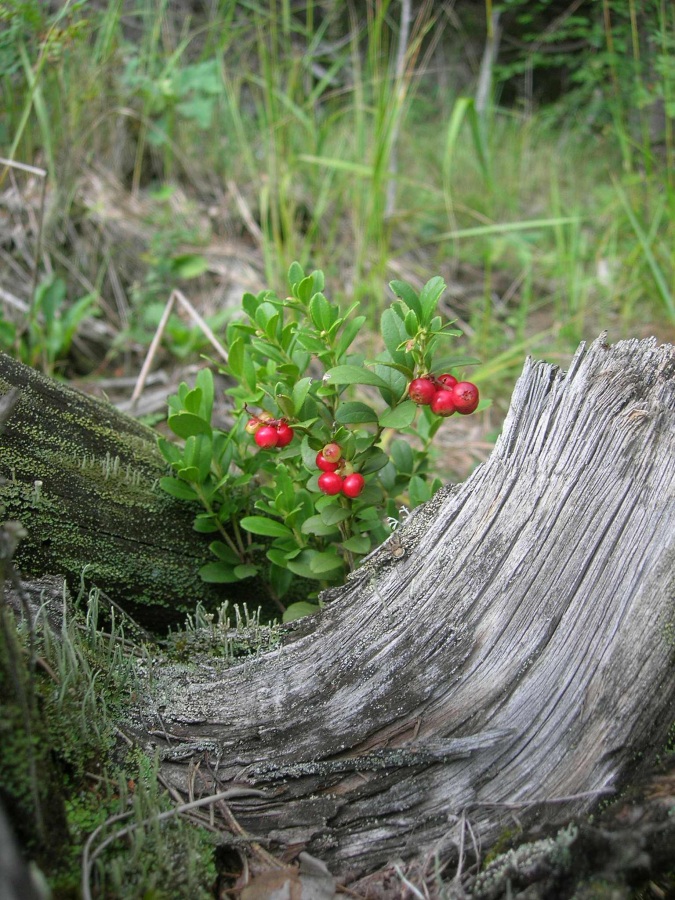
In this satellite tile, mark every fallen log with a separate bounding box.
[122,335,675,890]
[0,353,253,628]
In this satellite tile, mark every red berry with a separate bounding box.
[316,451,339,472]
[318,471,344,495]
[254,425,279,448]
[451,381,479,415]
[275,422,294,447]
[322,442,342,463]
[408,377,437,405]
[437,373,458,390]
[430,389,457,417]
[342,473,365,498]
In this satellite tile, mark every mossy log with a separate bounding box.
[0,352,237,628]
[125,336,675,892]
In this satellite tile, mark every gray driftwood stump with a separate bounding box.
[126,336,675,886]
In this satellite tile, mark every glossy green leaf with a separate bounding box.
[198,562,241,583]
[234,564,258,579]
[418,276,446,323]
[335,401,379,424]
[389,280,422,318]
[209,541,240,564]
[378,401,416,429]
[159,477,199,500]
[341,534,371,554]
[168,412,212,439]
[324,365,390,390]
[320,505,351,526]
[282,601,320,623]
[300,514,340,536]
[240,516,293,538]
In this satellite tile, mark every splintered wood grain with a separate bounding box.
[136,336,675,878]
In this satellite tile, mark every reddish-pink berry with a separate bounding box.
[318,471,344,495]
[451,381,479,415]
[254,425,279,448]
[430,389,457,417]
[275,422,294,447]
[408,377,437,405]
[437,373,458,390]
[316,451,339,472]
[322,442,342,463]
[342,473,365,498]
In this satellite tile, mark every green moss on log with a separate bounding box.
[0,354,235,628]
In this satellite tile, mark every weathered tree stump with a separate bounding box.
[0,353,247,627]
[125,336,675,887]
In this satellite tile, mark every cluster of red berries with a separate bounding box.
[315,442,365,498]
[408,373,479,417]
[245,412,295,448]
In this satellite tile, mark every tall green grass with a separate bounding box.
[1,0,673,390]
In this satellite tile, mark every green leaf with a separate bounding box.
[233,564,258,579]
[193,513,219,533]
[320,505,351,526]
[183,433,212,481]
[240,516,293,538]
[324,365,390,390]
[292,376,312,414]
[418,276,446,324]
[195,368,214,420]
[282,602,320,623]
[168,412,212,439]
[286,549,342,580]
[430,354,479,372]
[170,253,208,280]
[308,549,344,574]
[157,437,182,465]
[300,514,340,536]
[378,401,417,429]
[182,387,203,415]
[209,541,240,564]
[198,562,241,583]
[381,308,409,361]
[408,475,432,508]
[309,292,336,331]
[335,401,379,425]
[373,364,408,403]
[390,439,414,474]
[389,280,423,318]
[360,449,390,475]
[159,477,199,500]
[335,315,367,359]
[226,337,244,378]
[404,308,419,337]
[341,534,371,554]
[288,261,305,290]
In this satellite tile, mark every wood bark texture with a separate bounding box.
[0,352,234,627]
[129,336,675,883]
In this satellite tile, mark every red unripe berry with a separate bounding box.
[254,425,279,448]
[430,389,457,417]
[451,381,480,415]
[275,422,294,447]
[322,442,342,463]
[342,473,365,498]
[316,451,339,472]
[437,373,458,390]
[408,377,437,405]
[318,471,344,495]
[245,418,261,434]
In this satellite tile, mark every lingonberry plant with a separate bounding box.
[158,263,484,621]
